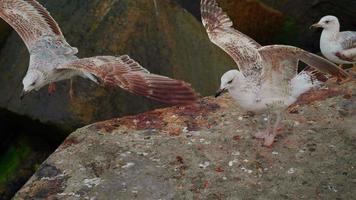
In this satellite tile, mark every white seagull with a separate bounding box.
[311,15,356,67]
[201,0,350,146]
[0,0,198,105]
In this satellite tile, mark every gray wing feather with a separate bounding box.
[337,31,356,62]
[340,31,356,50]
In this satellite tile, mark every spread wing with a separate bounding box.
[0,0,64,50]
[57,55,199,105]
[336,31,356,62]
[259,45,350,94]
[201,0,263,78]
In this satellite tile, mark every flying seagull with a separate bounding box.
[0,0,198,105]
[311,15,356,68]
[201,0,350,146]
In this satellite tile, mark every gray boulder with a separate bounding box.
[14,81,356,199]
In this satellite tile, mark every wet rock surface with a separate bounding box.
[14,81,356,200]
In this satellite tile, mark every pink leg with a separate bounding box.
[48,83,56,94]
[253,129,277,147]
[253,111,283,147]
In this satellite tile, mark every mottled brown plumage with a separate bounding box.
[57,56,198,105]
[201,0,350,146]
[0,0,198,105]
[0,0,63,50]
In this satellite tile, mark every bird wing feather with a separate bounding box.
[201,0,263,78]
[57,55,199,105]
[336,31,356,62]
[259,45,350,94]
[0,0,64,50]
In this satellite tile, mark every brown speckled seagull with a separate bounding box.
[201,0,350,146]
[0,0,198,105]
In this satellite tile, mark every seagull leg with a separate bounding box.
[263,111,283,147]
[69,79,74,100]
[253,114,272,139]
[48,83,56,94]
[253,110,283,147]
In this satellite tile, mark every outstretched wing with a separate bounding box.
[201,0,263,78]
[0,0,64,50]
[57,55,199,105]
[259,45,350,89]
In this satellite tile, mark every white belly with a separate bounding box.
[229,72,319,113]
[229,87,294,113]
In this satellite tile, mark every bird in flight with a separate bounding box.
[311,15,356,68]
[0,0,198,105]
[201,0,350,146]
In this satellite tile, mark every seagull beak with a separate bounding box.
[310,23,322,29]
[20,90,29,100]
[215,88,227,98]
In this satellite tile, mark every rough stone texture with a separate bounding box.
[0,0,233,130]
[14,80,355,200]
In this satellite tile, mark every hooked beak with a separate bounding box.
[310,23,322,29]
[20,90,30,100]
[215,88,227,98]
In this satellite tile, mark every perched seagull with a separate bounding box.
[201,0,350,146]
[311,15,356,68]
[0,0,198,105]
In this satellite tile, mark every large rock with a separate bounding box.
[14,80,355,199]
[0,0,233,130]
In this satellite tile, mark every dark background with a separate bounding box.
[0,0,355,199]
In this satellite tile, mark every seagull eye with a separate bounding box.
[325,20,330,24]
[30,82,36,86]
[228,80,233,84]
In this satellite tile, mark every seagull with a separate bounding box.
[0,0,198,105]
[201,0,350,146]
[311,15,356,68]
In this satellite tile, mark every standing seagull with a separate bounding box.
[201,0,350,146]
[311,15,356,68]
[0,0,198,105]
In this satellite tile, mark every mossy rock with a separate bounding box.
[0,0,233,130]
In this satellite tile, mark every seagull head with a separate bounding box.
[215,70,240,98]
[21,70,45,99]
[311,15,340,31]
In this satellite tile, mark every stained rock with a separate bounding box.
[14,81,356,199]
